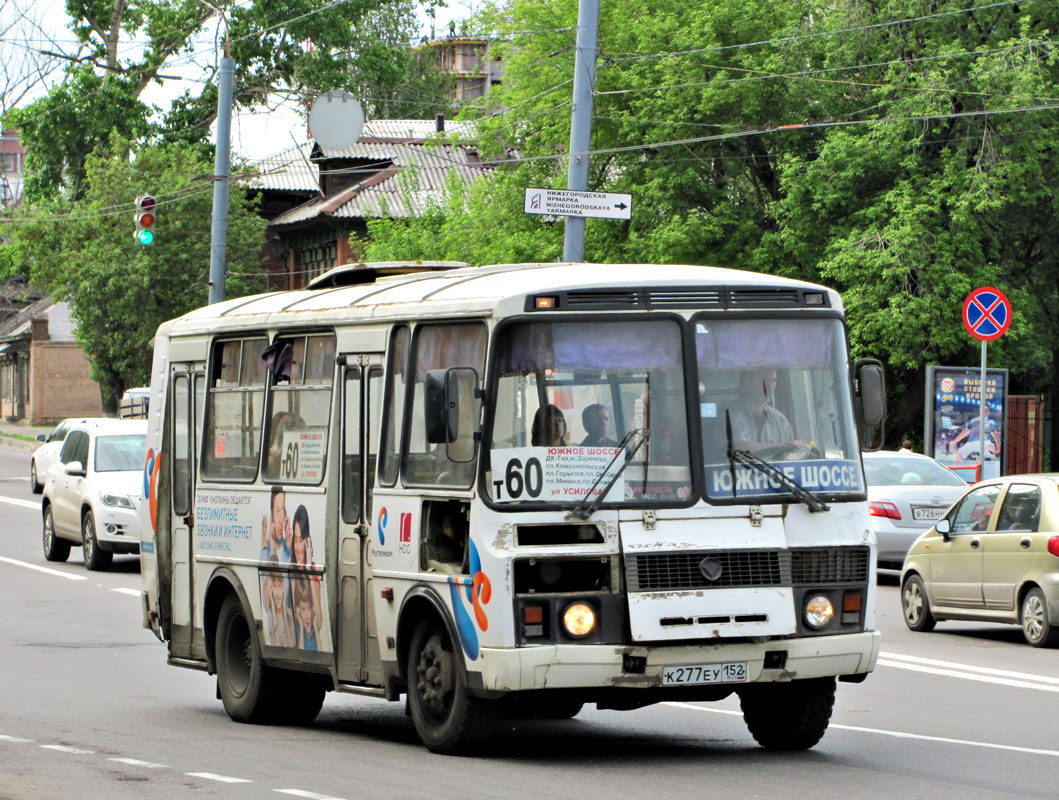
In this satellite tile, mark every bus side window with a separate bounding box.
[202,338,267,481]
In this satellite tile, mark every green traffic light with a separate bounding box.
[137,229,154,245]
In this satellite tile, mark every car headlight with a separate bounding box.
[562,602,597,638]
[804,594,835,629]
[100,493,135,508]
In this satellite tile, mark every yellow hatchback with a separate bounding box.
[900,475,1059,648]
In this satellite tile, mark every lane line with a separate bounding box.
[40,745,93,754]
[0,735,34,743]
[879,650,1059,685]
[0,556,87,581]
[277,791,348,800]
[110,757,168,769]
[111,588,141,597]
[665,703,1059,757]
[187,772,252,784]
[0,495,40,510]
[877,658,1059,693]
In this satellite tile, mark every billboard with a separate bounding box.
[924,366,1008,480]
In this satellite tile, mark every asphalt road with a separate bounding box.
[1,442,1057,799]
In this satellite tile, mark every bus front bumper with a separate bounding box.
[475,630,880,692]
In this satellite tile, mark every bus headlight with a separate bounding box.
[804,594,835,629]
[562,602,596,638]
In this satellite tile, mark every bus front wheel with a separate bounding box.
[738,677,836,750]
[407,619,493,754]
[216,594,276,723]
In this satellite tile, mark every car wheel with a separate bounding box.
[216,594,279,723]
[901,574,936,632]
[407,619,493,754]
[738,677,836,750]
[1020,588,1059,648]
[42,505,70,562]
[82,511,113,571]
[30,460,42,494]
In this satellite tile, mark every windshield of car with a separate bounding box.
[94,434,147,472]
[695,316,864,501]
[487,318,691,507]
[864,456,965,487]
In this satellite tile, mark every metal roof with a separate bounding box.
[269,141,489,225]
[246,142,318,193]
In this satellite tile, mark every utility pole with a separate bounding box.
[208,12,234,304]
[561,0,600,264]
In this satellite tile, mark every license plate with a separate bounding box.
[912,506,945,521]
[662,662,748,686]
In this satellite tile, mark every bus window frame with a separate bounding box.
[200,333,269,484]
[260,330,337,487]
[399,319,488,490]
[378,325,410,488]
[478,312,699,513]
[691,308,868,506]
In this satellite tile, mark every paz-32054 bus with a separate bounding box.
[138,261,886,753]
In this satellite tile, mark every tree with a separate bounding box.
[3,135,267,412]
[7,0,450,202]
[365,0,1059,453]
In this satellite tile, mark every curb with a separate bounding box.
[0,436,40,453]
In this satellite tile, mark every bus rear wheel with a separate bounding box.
[738,677,836,750]
[216,594,277,724]
[407,619,492,754]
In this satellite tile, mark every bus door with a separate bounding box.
[170,363,205,658]
[337,357,383,684]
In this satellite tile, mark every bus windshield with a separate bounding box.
[696,316,864,501]
[487,318,692,507]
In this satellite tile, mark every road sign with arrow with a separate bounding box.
[524,188,632,220]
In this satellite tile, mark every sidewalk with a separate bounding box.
[0,420,56,453]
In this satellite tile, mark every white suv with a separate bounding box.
[41,418,148,570]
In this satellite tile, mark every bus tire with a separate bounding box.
[216,594,277,724]
[738,677,835,751]
[407,618,492,754]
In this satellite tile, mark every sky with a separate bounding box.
[7,0,476,163]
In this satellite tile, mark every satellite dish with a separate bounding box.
[308,90,365,150]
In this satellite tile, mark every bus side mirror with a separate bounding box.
[425,369,459,444]
[855,359,886,451]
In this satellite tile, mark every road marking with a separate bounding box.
[111,587,141,597]
[665,703,1059,756]
[0,735,34,743]
[879,650,1059,685]
[187,772,252,784]
[277,791,348,800]
[0,557,87,581]
[0,495,41,509]
[110,757,168,769]
[40,744,93,754]
[877,658,1059,693]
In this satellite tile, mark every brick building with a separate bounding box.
[0,299,102,424]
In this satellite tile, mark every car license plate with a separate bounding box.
[662,662,748,686]
[912,506,945,521]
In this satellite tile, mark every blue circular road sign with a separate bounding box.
[963,287,1011,341]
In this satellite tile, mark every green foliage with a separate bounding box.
[2,135,266,408]
[364,0,1059,445]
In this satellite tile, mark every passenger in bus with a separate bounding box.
[580,404,618,447]
[292,578,318,651]
[728,368,797,451]
[290,504,322,636]
[531,404,568,446]
[262,560,296,648]
[260,485,292,563]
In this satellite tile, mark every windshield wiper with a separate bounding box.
[566,428,649,521]
[724,411,829,513]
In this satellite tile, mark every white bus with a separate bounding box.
[139,261,886,753]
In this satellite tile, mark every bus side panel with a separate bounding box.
[141,328,171,640]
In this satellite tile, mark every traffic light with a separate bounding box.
[135,194,157,245]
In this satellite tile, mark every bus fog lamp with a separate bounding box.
[562,602,596,638]
[804,594,834,629]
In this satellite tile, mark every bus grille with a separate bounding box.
[626,546,869,592]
